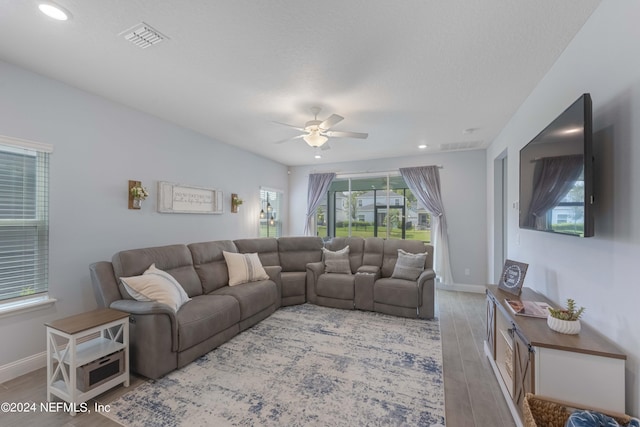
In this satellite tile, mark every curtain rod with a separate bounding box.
[310,165,443,175]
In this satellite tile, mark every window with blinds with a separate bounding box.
[0,142,50,302]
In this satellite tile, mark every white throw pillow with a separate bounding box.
[391,249,427,281]
[322,246,352,274]
[120,263,191,313]
[222,251,270,286]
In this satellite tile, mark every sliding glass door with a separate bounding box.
[317,173,430,242]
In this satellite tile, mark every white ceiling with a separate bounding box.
[0,0,600,166]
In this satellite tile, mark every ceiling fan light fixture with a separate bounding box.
[38,2,71,20]
[303,131,328,147]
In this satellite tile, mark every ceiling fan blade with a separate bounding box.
[326,130,368,139]
[273,134,305,144]
[321,143,331,151]
[319,114,344,130]
[272,121,305,132]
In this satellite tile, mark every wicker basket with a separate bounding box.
[523,393,632,427]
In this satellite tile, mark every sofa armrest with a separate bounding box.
[354,266,380,311]
[417,268,436,319]
[110,299,175,316]
[418,268,436,283]
[110,299,180,352]
[263,265,283,308]
[357,265,381,276]
[305,262,324,304]
[306,261,324,275]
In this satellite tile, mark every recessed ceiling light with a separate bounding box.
[314,154,322,159]
[418,144,428,149]
[38,2,71,21]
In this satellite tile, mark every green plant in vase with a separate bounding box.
[130,185,149,200]
[547,298,585,334]
[548,299,585,321]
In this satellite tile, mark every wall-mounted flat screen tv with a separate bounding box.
[519,93,594,237]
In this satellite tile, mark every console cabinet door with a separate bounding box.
[486,295,496,359]
[512,329,534,416]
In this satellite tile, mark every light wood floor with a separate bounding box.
[439,289,515,427]
[0,290,514,426]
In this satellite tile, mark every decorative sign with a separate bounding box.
[498,259,529,296]
[157,181,223,214]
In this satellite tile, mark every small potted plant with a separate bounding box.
[547,298,585,334]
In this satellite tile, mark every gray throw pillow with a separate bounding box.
[391,249,427,280]
[322,246,352,274]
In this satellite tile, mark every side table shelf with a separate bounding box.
[45,308,130,416]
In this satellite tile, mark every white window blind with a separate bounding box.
[0,140,50,302]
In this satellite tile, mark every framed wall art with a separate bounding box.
[157,181,223,214]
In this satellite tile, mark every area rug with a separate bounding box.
[101,304,445,427]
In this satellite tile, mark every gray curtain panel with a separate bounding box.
[526,155,583,230]
[304,172,336,235]
[399,166,454,285]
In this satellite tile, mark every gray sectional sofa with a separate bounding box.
[90,236,435,379]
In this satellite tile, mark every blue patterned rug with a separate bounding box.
[101,304,445,426]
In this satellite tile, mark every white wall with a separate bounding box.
[486,1,640,416]
[289,150,487,287]
[0,60,288,368]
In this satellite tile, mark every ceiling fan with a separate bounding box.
[273,106,368,149]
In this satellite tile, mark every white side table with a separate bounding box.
[45,308,130,416]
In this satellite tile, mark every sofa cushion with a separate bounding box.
[317,274,355,300]
[176,294,240,351]
[281,272,306,298]
[374,278,419,308]
[363,237,384,268]
[223,251,270,286]
[277,236,323,272]
[322,246,352,274]
[325,237,365,273]
[391,249,427,281]
[120,263,191,313]
[113,244,202,298]
[234,238,280,266]
[211,280,277,320]
[188,240,237,293]
[381,239,428,278]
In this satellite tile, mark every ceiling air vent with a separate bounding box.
[439,140,484,151]
[120,22,168,49]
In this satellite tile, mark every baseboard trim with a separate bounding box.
[437,282,486,293]
[0,352,46,385]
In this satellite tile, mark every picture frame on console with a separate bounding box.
[498,259,528,296]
